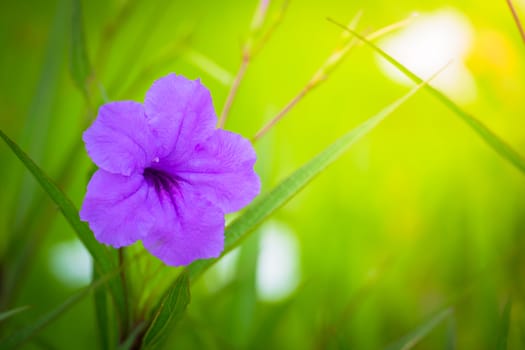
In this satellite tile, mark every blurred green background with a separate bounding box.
[1,0,525,349]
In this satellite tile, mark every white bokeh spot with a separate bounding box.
[256,221,301,302]
[377,8,477,104]
[49,239,92,287]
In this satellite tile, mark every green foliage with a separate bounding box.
[385,308,453,350]
[70,0,92,95]
[1,0,524,349]
[0,305,30,322]
[0,129,128,336]
[141,272,191,350]
[497,300,512,350]
[187,79,427,279]
[328,19,525,175]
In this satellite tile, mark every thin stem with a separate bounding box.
[252,16,412,141]
[119,248,131,338]
[506,0,525,46]
[252,86,310,141]
[218,0,289,128]
[218,56,249,128]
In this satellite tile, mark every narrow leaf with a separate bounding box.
[385,308,452,350]
[0,130,128,329]
[0,130,108,269]
[327,18,525,175]
[497,300,512,350]
[141,272,191,350]
[187,76,430,279]
[92,262,116,350]
[70,0,92,92]
[1,270,117,349]
[117,322,146,350]
[0,305,30,322]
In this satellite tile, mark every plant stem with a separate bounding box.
[218,55,249,128]
[506,0,525,46]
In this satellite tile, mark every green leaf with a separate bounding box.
[385,308,452,350]
[0,129,128,331]
[327,18,525,175]
[70,0,92,93]
[497,300,512,350]
[186,77,428,279]
[141,272,191,350]
[0,305,30,322]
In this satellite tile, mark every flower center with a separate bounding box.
[143,167,180,197]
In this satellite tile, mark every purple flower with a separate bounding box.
[80,74,260,266]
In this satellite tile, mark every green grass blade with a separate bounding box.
[9,0,69,230]
[70,0,92,94]
[0,129,128,330]
[92,263,117,350]
[186,77,429,279]
[0,130,112,272]
[117,322,146,350]
[497,300,512,350]
[385,308,453,350]
[0,305,30,322]
[0,270,119,349]
[141,272,191,350]
[327,18,525,175]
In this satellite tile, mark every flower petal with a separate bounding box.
[142,181,225,266]
[173,129,261,213]
[80,170,153,247]
[83,101,156,176]
[144,74,216,159]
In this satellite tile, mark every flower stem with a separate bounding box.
[506,0,525,46]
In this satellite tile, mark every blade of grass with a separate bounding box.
[9,0,69,228]
[70,0,93,100]
[327,18,525,175]
[385,308,453,350]
[0,129,128,332]
[187,71,436,280]
[1,249,148,349]
[141,271,191,350]
[218,0,289,128]
[497,300,512,350]
[0,306,30,322]
[92,263,117,350]
[253,14,413,141]
[1,267,119,349]
[117,322,146,350]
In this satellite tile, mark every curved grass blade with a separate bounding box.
[0,269,118,349]
[0,305,30,322]
[117,322,146,350]
[186,74,432,279]
[92,263,117,350]
[497,300,512,350]
[327,18,525,175]
[70,0,92,96]
[385,308,452,350]
[141,272,191,350]
[0,130,128,331]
